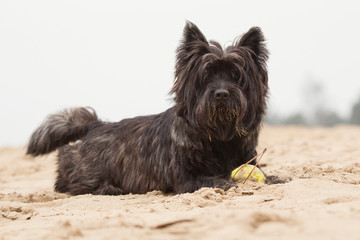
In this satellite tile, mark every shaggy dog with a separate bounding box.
[27,21,273,195]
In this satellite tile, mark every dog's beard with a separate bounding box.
[195,90,248,142]
[208,106,238,141]
[208,105,248,141]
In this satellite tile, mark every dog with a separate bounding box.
[27,21,272,195]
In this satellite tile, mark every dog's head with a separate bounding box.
[171,21,269,142]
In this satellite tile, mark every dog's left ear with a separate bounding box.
[236,27,268,62]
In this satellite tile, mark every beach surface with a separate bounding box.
[1,125,360,240]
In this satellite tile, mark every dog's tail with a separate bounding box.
[26,107,99,156]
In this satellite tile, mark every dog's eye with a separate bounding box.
[203,71,210,81]
[231,70,240,81]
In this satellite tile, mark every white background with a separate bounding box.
[1,0,360,147]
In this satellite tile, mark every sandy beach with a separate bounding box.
[1,125,360,240]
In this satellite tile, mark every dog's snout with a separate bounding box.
[214,89,229,101]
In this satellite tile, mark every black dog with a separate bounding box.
[27,21,270,195]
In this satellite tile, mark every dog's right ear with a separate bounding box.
[172,21,210,119]
[177,21,210,60]
[175,21,209,71]
[182,21,208,45]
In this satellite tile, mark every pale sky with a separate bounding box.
[1,0,360,147]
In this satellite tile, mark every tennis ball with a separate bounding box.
[231,164,266,183]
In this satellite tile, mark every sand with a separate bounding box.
[1,125,360,240]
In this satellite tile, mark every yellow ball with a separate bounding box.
[231,164,266,183]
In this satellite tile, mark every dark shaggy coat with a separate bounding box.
[27,21,270,195]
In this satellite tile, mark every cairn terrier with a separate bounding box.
[27,21,272,195]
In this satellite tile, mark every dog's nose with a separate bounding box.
[214,89,229,101]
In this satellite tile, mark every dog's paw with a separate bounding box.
[265,175,292,184]
[213,178,238,191]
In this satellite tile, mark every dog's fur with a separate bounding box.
[27,21,270,195]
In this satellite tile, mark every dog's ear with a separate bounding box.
[236,27,269,127]
[177,21,210,60]
[172,21,210,119]
[236,27,268,62]
[182,21,208,45]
